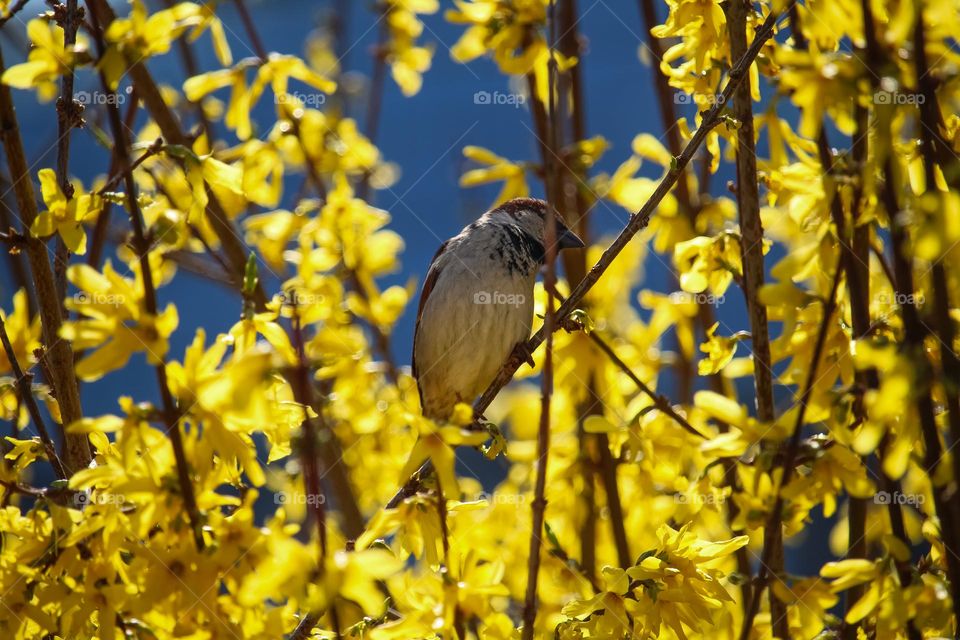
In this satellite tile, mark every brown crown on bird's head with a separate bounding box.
[485,197,585,255]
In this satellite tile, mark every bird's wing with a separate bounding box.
[412,239,450,382]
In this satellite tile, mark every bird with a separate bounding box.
[412,197,584,420]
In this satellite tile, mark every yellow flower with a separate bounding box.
[698,322,744,376]
[460,145,529,205]
[60,260,179,381]
[0,290,40,376]
[185,55,336,141]
[101,0,232,88]
[1,19,85,101]
[384,0,438,96]
[29,169,101,254]
[563,525,748,638]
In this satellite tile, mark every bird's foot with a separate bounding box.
[507,340,536,370]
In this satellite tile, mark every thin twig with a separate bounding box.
[590,330,702,438]
[96,138,163,195]
[233,0,267,61]
[521,3,560,636]
[738,260,845,640]
[88,90,138,269]
[288,295,330,558]
[550,286,700,437]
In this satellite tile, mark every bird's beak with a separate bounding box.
[557,226,585,250]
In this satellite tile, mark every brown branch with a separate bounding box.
[726,0,784,633]
[521,5,560,636]
[53,0,84,307]
[232,0,267,61]
[879,155,960,626]
[84,0,267,310]
[727,1,775,436]
[527,0,633,574]
[230,12,367,552]
[0,315,68,480]
[96,137,163,195]
[381,4,788,515]
[534,0,615,576]
[288,296,329,558]
[285,305,350,639]
[0,47,91,473]
[739,259,845,640]
[587,328,702,438]
[88,91,138,269]
[87,6,204,550]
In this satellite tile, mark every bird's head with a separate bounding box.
[486,197,585,257]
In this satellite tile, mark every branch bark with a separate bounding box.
[0,47,91,473]
[521,5,560,635]
[726,1,783,633]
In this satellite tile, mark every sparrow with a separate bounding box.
[412,197,584,420]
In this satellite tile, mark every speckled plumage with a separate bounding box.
[413,198,583,420]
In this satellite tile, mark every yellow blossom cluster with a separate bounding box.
[0,0,958,639]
